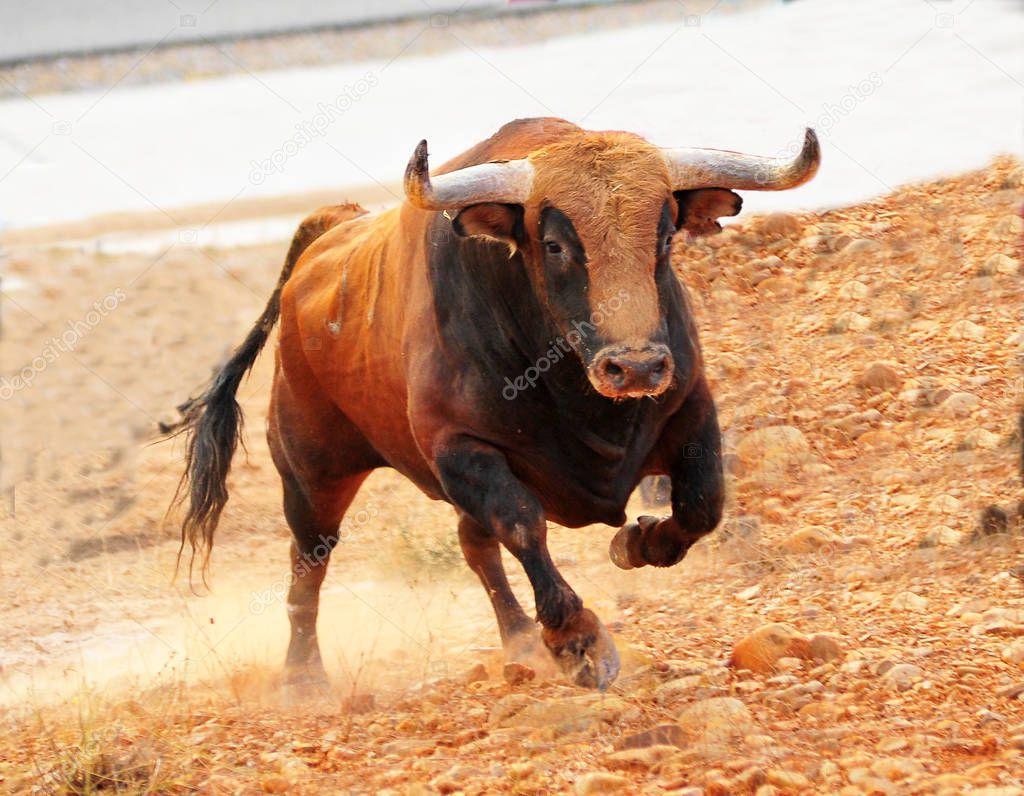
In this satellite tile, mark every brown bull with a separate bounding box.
[170,117,819,690]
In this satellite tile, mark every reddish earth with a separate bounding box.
[0,157,1021,794]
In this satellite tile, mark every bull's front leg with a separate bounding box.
[610,380,724,569]
[437,435,620,690]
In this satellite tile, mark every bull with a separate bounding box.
[169,117,819,690]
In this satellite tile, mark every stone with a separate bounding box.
[830,311,871,333]
[575,772,630,794]
[502,662,535,686]
[809,634,844,663]
[870,757,923,781]
[655,675,704,703]
[881,663,923,692]
[604,744,679,770]
[761,212,802,239]
[766,769,811,790]
[501,695,628,734]
[616,724,686,750]
[735,426,811,474]
[462,663,488,684]
[730,623,811,673]
[1002,640,1024,665]
[781,526,844,555]
[856,361,901,393]
[983,253,1019,275]
[929,494,962,515]
[960,428,1002,450]
[843,238,882,255]
[678,697,753,743]
[837,279,870,300]
[948,320,985,341]
[890,591,928,611]
[943,391,980,417]
[919,526,963,547]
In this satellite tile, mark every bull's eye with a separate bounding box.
[544,240,563,256]
[660,234,674,256]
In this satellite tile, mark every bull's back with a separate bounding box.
[278,207,441,492]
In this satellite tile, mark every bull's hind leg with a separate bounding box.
[280,472,368,690]
[268,364,383,697]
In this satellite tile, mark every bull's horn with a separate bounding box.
[404,139,535,211]
[663,128,820,191]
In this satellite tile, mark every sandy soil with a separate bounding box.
[0,157,1021,794]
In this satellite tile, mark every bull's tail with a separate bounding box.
[166,204,366,581]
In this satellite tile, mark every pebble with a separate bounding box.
[830,311,872,333]
[655,675,703,703]
[919,526,963,547]
[943,391,981,417]
[982,253,1020,275]
[960,428,1002,450]
[1002,640,1024,665]
[881,663,924,692]
[843,238,882,255]
[761,212,802,239]
[502,662,535,686]
[678,697,753,743]
[462,663,488,684]
[856,361,901,393]
[616,724,687,750]
[730,623,811,673]
[837,279,870,300]
[766,769,811,790]
[948,319,985,341]
[781,526,844,555]
[809,634,844,663]
[890,591,928,611]
[604,744,679,770]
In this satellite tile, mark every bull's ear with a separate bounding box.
[451,203,522,246]
[673,188,742,237]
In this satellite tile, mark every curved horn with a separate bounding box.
[664,128,820,191]
[404,139,535,211]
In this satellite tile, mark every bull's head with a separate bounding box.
[404,128,819,400]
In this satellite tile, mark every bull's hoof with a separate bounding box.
[609,515,660,570]
[282,666,333,706]
[542,608,620,691]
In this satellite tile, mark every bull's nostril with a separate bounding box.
[604,362,624,378]
[651,361,666,377]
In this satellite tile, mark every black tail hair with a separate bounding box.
[165,204,365,582]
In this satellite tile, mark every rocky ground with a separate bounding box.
[0,157,1021,794]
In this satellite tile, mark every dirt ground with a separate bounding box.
[0,157,1022,794]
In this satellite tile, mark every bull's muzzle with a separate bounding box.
[589,343,673,399]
